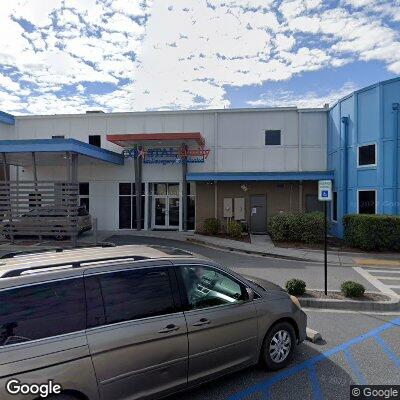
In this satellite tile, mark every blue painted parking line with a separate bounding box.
[343,349,366,385]
[228,317,400,400]
[374,335,400,368]
[308,366,323,400]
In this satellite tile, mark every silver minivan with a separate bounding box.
[0,245,307,400]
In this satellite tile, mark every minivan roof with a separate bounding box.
[0,245,196,278]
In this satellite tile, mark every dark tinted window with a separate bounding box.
[79,182,89,196]
[0,279,85,347]
[358,191,376,214]
[358,144,376,166]
[80,198,90,212]
[89,135,101,147]
[119,183,132,195]
[89,268,174,326]
[332,192,338,221]
[265,130,281,145]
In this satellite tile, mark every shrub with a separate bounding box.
[203,218,220,235]
[285,278,306,295]
[343,214,400,251]
[269,212,325,244]
[227,220,243,238]
[341,281,365,298]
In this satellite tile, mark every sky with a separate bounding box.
[0,0,399,115]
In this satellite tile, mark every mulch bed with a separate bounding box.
[299,290,390,302]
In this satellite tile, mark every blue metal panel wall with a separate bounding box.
[328,77,400,238]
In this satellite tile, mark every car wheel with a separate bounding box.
[260,322,296,371]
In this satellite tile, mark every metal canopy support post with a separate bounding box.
[135,147,143,230]
[32,152,42,243]
[182,144,188,231]
[67,152,78,247]
[2,153,13,243]
[298,180,303,212]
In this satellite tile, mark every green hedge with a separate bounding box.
[227,220,243,238]
[343,214,400,251]
[202,218,220,235]
[269,212,325,244]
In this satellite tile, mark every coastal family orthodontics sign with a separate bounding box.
[122,146,211,165]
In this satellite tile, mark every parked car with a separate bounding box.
[0,245,307,400]
[0,205,92,239]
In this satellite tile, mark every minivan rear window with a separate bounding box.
[0,279,85,347]
[86,268,175,327]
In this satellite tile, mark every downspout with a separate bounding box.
[341,116,349,216]
[392,103,399,215]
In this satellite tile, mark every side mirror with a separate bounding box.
[246,287,254,301]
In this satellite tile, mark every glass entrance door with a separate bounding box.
[152,183,181,229]
[155,198,167,226]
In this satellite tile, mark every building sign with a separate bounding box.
[318,180,332,201]
[122,146,211,165]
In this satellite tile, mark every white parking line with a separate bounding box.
[374,276,400,281]
[364,269,400,274]
[353,266,399,297]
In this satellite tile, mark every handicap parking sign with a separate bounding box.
[318,180,332,201]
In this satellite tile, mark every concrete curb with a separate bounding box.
[298,291,400,312]
[306,328,322,343]
[187,238,349,265]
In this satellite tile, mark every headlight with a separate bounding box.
[290,295,301,309]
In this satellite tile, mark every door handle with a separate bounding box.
[158,324,180,333]
[192,318,210,327]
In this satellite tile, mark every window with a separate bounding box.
[265,130,281,146]
[89,135,101,147]
[358,144,376,167]
[52,135,65,139]
[119,183,145,229]
[332,192,338,222]
[86,268,174,327]
[179,265,247,310]
[79,182,90,212]
[358,190,376,214]
[187,183,196,230]
[0,279,85,347]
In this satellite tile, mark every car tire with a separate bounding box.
[260,321,296,371]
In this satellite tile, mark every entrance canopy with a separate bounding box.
[0,139,124,166]
[107,132,205,147]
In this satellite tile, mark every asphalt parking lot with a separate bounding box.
[105,235,400,400]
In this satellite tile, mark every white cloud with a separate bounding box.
[0,0,398,114]
[246,81,359,108]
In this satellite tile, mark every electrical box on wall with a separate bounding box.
[234,197,245,220]
[223,198,233,218]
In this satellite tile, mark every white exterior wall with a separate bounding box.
[10,107,327,230]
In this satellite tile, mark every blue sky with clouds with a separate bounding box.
[0,0,399,115]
